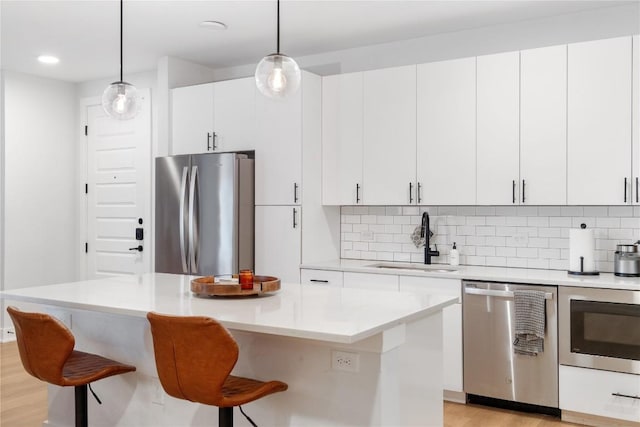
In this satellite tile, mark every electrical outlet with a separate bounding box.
[361,231,374,241]
[331,350,360,373]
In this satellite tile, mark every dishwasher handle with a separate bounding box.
[464,287,554,300]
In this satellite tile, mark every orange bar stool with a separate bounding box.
[147,312,288,427]
[7,306,136,427]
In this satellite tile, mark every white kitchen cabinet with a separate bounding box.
[633,35,639,205]
[255,206,301,284]
[417,58,476,205]
[322,72,364,205]
[212,77,256,152]
[476,51,520,205]
[300,269,343,287]
[520,45,567,205]
[171,78,256,155]
[343,272,398,291]
[255,75,303,206]
[399,276,463,395]
[363,65,417,205]
[559,365,640,423]
[568,37,633,205]
[171,83,214,155]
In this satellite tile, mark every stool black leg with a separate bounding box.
[219,407,234,427]
[75,385,88,427]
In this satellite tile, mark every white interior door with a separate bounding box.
[86,91,151,278]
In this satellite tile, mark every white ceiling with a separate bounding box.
[1,0,635,83]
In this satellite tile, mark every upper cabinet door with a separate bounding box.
[477,52,520,205]
[322,72,364,205]
[212,77,256,152]
[171,83,214,155]
[520,45,567,205]
[417,58,476,205]
[633,36,640,205]
[255,76,303,206]
[568,37,632,205]
[363,65,417,205]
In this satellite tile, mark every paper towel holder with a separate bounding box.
[568,223,600,276]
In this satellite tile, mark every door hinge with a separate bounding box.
[85,242,88,253]
[85,183,88,194]
[84,125,88,136]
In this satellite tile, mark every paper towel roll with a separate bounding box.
[569,228,596,273]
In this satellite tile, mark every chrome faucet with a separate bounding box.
[421,212,440,264]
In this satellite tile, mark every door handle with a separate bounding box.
[356,183,360,204]
[636,177,639,203]
[294,182,299,203]
[522,179,526,204]
[512,180,516,204]
[292,208,298,229]
[179,166,189,273]
[310,279,329,284]
[417,182,422,204]
[207,132,212,151]
[189,166,199,273]
[624,177,628,204]
[409,182,413,204]
[612,393,640,400]
[464,287,553,300]
[129,245,143,252]
[212,132,217,150]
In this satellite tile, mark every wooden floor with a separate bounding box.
[0,341,582,427]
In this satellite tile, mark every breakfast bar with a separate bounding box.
[1,273,457,427]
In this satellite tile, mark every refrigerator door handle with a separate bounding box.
[189,165,199,273]
[179,166,189,273]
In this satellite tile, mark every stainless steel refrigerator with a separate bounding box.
[155,152,254,276]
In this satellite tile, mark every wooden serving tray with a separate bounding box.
[191,275,280,297]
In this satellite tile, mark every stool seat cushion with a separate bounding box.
[220,375,288,408]
[62,350,136,387]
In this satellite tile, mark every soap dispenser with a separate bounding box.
[449,242,459,266]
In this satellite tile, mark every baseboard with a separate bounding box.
[562,410,640,427]
[1,327,16,343]
[444,390,466,403]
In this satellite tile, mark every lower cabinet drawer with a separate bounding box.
[560,365,640,423]
[300,269,343,287]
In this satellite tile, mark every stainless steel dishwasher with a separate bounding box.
[463,281,559,410]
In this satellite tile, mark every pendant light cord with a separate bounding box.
[276,0,280,54]
[120,0,124,82]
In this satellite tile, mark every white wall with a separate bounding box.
[2,71,77,336]
[213,3,640,80]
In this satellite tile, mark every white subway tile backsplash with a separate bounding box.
[341,205,639,273]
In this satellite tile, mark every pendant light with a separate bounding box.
[255,0,301,98]
[102,0,139,120]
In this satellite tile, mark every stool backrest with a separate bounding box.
[147,312,239,406]
[6,306,75,386]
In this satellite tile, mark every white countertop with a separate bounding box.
[0,273,457,344]
[301,259,640,291]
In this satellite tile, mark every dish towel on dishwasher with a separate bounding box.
[513,290,546,356]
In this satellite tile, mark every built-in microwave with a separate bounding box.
[559,286,640,375]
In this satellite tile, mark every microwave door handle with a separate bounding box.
[179,166,189,273]
[464,287,553,300]
[188,166,199,273]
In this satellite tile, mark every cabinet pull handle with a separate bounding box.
[356,183,360,204]
[522,180,526,204]
[612,393,640,400]
[512,180,516,204]
[409,182,413,204]
[636,177,638,203]
[207,132,212,151]
[292,208,297,229]
[310,279,329,283]
[417,182,422,204]
[624,177,628,204]
[293,183,299,203]
[212,132,217,150]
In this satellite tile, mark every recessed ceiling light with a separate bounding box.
[199,21,227,30]
[37,55,60,64]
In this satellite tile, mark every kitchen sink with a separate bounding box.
[367,263,459,273]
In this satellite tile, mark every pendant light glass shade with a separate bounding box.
[255,53,300,98]
[102,0,138,120]
[102,81,138,120]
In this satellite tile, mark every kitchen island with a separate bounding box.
[1,273,456,427]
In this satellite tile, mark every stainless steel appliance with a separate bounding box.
[614,244,640,277]
[463,281,559,409]
[559,286,640,374]
[155,152,254,276]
